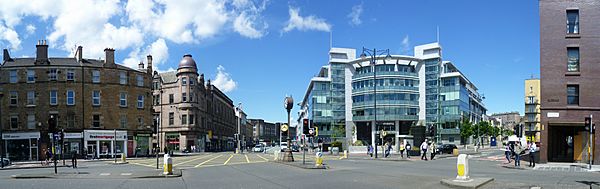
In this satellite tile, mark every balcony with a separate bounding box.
[353,71,418,79]
[439,128,460,135]
[525,98,540,105]
[352,100,419,108]
[352,86,419,93]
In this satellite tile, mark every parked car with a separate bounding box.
[436,144,458,154]
[280,142,288,152]
[1,158,10,167]
[253,145,264,152]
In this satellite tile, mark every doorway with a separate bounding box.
[548,126,577,162]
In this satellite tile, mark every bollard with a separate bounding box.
[121,153,126,162]
[315,152,323,167]
[456,154,470,181]
[163,154,172,175]
[453,148,459,156]
[343,150,348,159]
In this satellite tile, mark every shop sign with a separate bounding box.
[48,132,83,139]
[137,134,151,137]
[2,132,40,140]
[84,130,127,141]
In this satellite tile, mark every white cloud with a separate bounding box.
[282,7,331,33]
[347,4,363,26]
[123,38,169,69]
[232,0,268,39]
[25,24,36,35]
[212,65,237,93]
[400,35,410,54]
[0,25,20,50]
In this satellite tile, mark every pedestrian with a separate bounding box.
[385,142,392,158]
[420,140,428,161]
[71,150,78,168]
[45,148,53,165]
[399,142,405,158]
[367,144,373,157]
[504,143,511,163]
[528,142,537,167]
[405,142,411,158]
[430,143,436,160]
[514,142,524,167]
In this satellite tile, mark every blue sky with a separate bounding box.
[0,0,539,123]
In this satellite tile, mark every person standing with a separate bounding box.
[367,144,373,157]
[405,142,411,158]
[514,142,523,167]
[399,142,405,158]
[430,143,436,160]
[420,140,428,161]
[504,143,511,164]
[71,150,78,168]
[528,142,537,167]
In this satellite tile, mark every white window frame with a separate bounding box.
[120,92,128,107]
[137,95,144,109]
[92,90,101,106]
[182,77,187,85]
[27,91,35,105]
[49,69,57,81]
[120,71,127,85]
[50,90,58,105]
[67,69,75,81]
[120,115,127,129]
[92,70,100,83]
[66,90,75,105]
[9,70,17,83]
[9,91,18,106]
[27,114,36,129]
[27,70,35,83]
[137,75,144,87]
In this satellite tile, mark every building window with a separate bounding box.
[182,92,187,102]
[67,114,75,128]
[528,96,535,104]
[449,137,455,143]
[138,116,143,127]
[120,115,127,129]
[67,90,75,105]
[169,112,174,125]
[189,92,194,102]
[153,95,160,105]
[93,115,100,128]
[27,114,36,129]
[189,78,195,85]
[9,91,18,106]
[567,10,579,34]
[50,90,57,105]
[182,115,187,125]
[169,94,174,104]
[120,71,127,85]
[27,91,35,105]
[92,90,101,106]
[67,69,75,81]
[120,92,128,107]
[49,69,57,81]
[137,75,144,87]
[182,77,187,86]
[27,70,35,83]
[567,85,579,105]
[10,116,18,129]
[567,47,579,72]
[92,70,100,83]
[9,70,17,83]
[137,95,144,108]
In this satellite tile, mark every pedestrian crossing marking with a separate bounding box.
[194,155,223,168]
[174,154,212,166]
[223,154,234,165]
[256,154,269,161]
[245,154,250,163]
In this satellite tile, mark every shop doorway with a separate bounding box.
[548,126,580,162]
[87,144,97,159]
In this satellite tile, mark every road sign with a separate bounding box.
[281,124,289,132]
[309,128,314,135]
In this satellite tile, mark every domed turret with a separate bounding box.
[178,54,197,70]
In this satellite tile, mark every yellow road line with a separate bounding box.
[196,161,268,168]
[194,155,223,168]
[223,154,234,165]
[256,154,269,161]
[245,154,250,163]
[174,154,212,166]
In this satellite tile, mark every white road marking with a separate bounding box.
[100,173,111,176]
[120,173,132,176]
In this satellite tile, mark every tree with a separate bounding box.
[459,118,473,148]
[472,121,492,148]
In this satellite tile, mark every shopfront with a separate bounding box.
[47,132,83,159]
[165,132,180,152]
[135,133,151,157]
[2,132,40,161]
[84,130,127,159]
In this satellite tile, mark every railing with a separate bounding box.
[352,100,419,107]
[352,86,419,93]
[352,115,418,121]
[353,71,418,79]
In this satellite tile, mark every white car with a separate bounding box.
[253,145,264,152]
[280,142,288,152]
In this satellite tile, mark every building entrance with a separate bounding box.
[548,126,586,162]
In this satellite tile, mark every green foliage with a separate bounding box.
[352,140,364,146]
[331,124,346,138]
[331,140,343,151]
[459,118,474,140]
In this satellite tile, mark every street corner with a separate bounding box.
[133,169,183,179]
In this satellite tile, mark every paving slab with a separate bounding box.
[441,177,494,189]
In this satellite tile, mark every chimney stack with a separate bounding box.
[36,40,49,64]
[138,61,144,70]
[104,48,115,66]
[75,46,83,62]
[146,55,153,74]
[3,49,10,62]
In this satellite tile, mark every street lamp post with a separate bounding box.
[283,96,294,162]
[236,103,242,154]
[157,89,163,169]
[360,48,392,159]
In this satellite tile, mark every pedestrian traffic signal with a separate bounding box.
[585,117,592,131]
[48,115,57,133]
[302,119,309,134]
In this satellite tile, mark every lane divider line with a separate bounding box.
[174,154,213,166]
[245,154,250,163]
[194,155,223,168]
[256,154,269,161]
[223,154,234,165]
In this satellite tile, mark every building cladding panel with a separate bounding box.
[540,0,600,164]
[0,43,153,160]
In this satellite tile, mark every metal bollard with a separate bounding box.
[315,152,323,167]
[456,154,470,181]
[163,154,172,175]
[121,153,126,162]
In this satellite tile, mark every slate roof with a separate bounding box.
[1,57,142,72]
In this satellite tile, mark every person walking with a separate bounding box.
[528,142,537,167]
[367,144,373,157]
[71,150,78,168]
[386,142,393,158]
[45,148,53,166]
[430,143,436,160]
[399,142,405,158]
[514,142,524,167]
[504,143,511,164]
[420,140,428,161]
[405,142,411,158]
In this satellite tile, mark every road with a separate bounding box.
[0,151,598,189]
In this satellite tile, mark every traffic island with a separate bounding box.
[440,178,494,189]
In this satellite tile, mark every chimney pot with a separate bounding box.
[36,39,49,64]
[104,48,115,65]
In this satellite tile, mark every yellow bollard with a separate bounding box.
[453,148,459,156]
[163,154,172,175]
[315,152,323,167]
[121,153,126,163]
[456,154,470,181]
[343,150,348,159]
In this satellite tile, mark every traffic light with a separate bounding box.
[153,119,158,133]
[303,119,309,134]
[428,125,436,137]
[585,117,591,131]
[48,115,57,133]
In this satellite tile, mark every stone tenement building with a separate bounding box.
[0,41,153,161]
[153,54,236,152]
